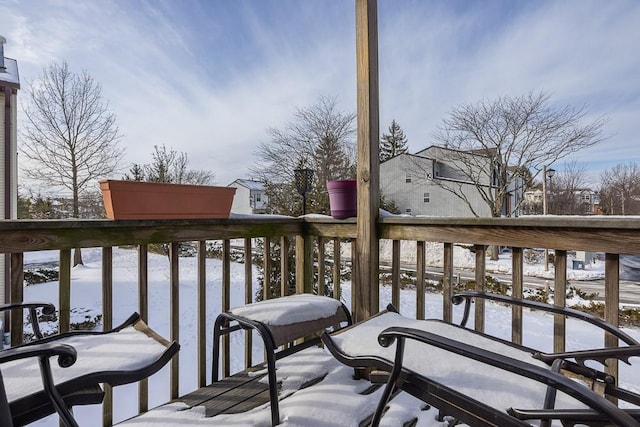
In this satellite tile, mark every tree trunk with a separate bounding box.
[490,245,500,261]
[73,248,83,267]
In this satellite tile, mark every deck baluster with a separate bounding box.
[101,246,113,427]
[553,250,567,353]
[511,247,524,345]
[138,244,149,411]
[474,245,486,333]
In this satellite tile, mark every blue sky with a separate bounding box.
[1,0,639,188]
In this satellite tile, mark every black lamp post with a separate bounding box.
[543,166,556,271]
[294,168,314,215]
[546,167,556,214]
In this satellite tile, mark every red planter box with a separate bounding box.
[100,180,236,220]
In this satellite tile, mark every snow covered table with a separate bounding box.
[212,294,352,426]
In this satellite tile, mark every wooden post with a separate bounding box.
[169,242,179,399]
[355,0,380,322]
[295,234,313,295]
[138,245,149,411]
[604,252,619,391]
[553,250,567,353]
[197,241,207,389]
[442,243,453,323]
[244,238,253,369]
[263,237,271,300]
[416,241,425,320]
[101,247,113,427]
[9,253,23,347]
[391,240,400,311]
[222,239,231,377]
[474,245,486,333]
[333,238,341,300]
[511,247,524,345]
[280,236,290,297]
[59,249,72,334]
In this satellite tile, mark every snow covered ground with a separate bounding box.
[17,245,640,426]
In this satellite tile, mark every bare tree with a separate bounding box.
[547,161,592,215]
[21,61,124,265]
[415,91,607,218]
[599,162,640,215]
[252,96,356,215]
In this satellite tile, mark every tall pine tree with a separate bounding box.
[380,119,408,161]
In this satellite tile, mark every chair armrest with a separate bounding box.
[452,291,639,346]
[0,342,79,427]
[534,345,640,368]
[0,302,56,340]
[377,326,640,427]
[0,342,76,368]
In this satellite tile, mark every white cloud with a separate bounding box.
[2,0,639,190]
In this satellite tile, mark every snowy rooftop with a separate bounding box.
[0,57,19,86]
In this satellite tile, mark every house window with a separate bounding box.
[256,194,262,202]
[582,194,590,202]
[405,174,412,183]
[423,192,430,203]
[405,208,412,215]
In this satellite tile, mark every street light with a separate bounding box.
[542,166,555,215]
[543,166,555,271]
[293,167,314,215]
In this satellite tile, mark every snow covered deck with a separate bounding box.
[118,346,425,427]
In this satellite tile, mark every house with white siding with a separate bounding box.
[380,145,523,217]
[228,179,268,214]
[0,36,19,308]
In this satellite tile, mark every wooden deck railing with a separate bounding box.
[1,215,639,424]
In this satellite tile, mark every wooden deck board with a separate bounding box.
[171,370,276,418]
[201,375,272,417]
[176,374,257,408]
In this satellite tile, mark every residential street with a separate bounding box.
[416,265,640,306]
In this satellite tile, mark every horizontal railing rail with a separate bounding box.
[1,215,639,424]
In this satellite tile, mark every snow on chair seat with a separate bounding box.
[213,293,352,426]
[322,302,640,427]
[1,312,179,426]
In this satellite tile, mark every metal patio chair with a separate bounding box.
[0,302,179,427]
[322,292,640,427]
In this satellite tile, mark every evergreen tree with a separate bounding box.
[124,164,145,181]
[122,145,215,185]
[380,119,408,162]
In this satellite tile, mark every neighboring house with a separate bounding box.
[380,145,524,217]
[522,188,544,215]
[522,188,600,215]
[576,189,600,215]
[228,179,268,214]
[0,36,19,308]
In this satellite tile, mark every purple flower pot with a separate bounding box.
[326,180,357,219]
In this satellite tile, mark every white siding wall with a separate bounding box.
[229,184,252,214]
[381,154,491,217]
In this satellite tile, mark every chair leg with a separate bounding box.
[212,316,225,383]
[38,357,79,427]
[265,344,280,426]
[540,359,564,427]
[371,338,406,427]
